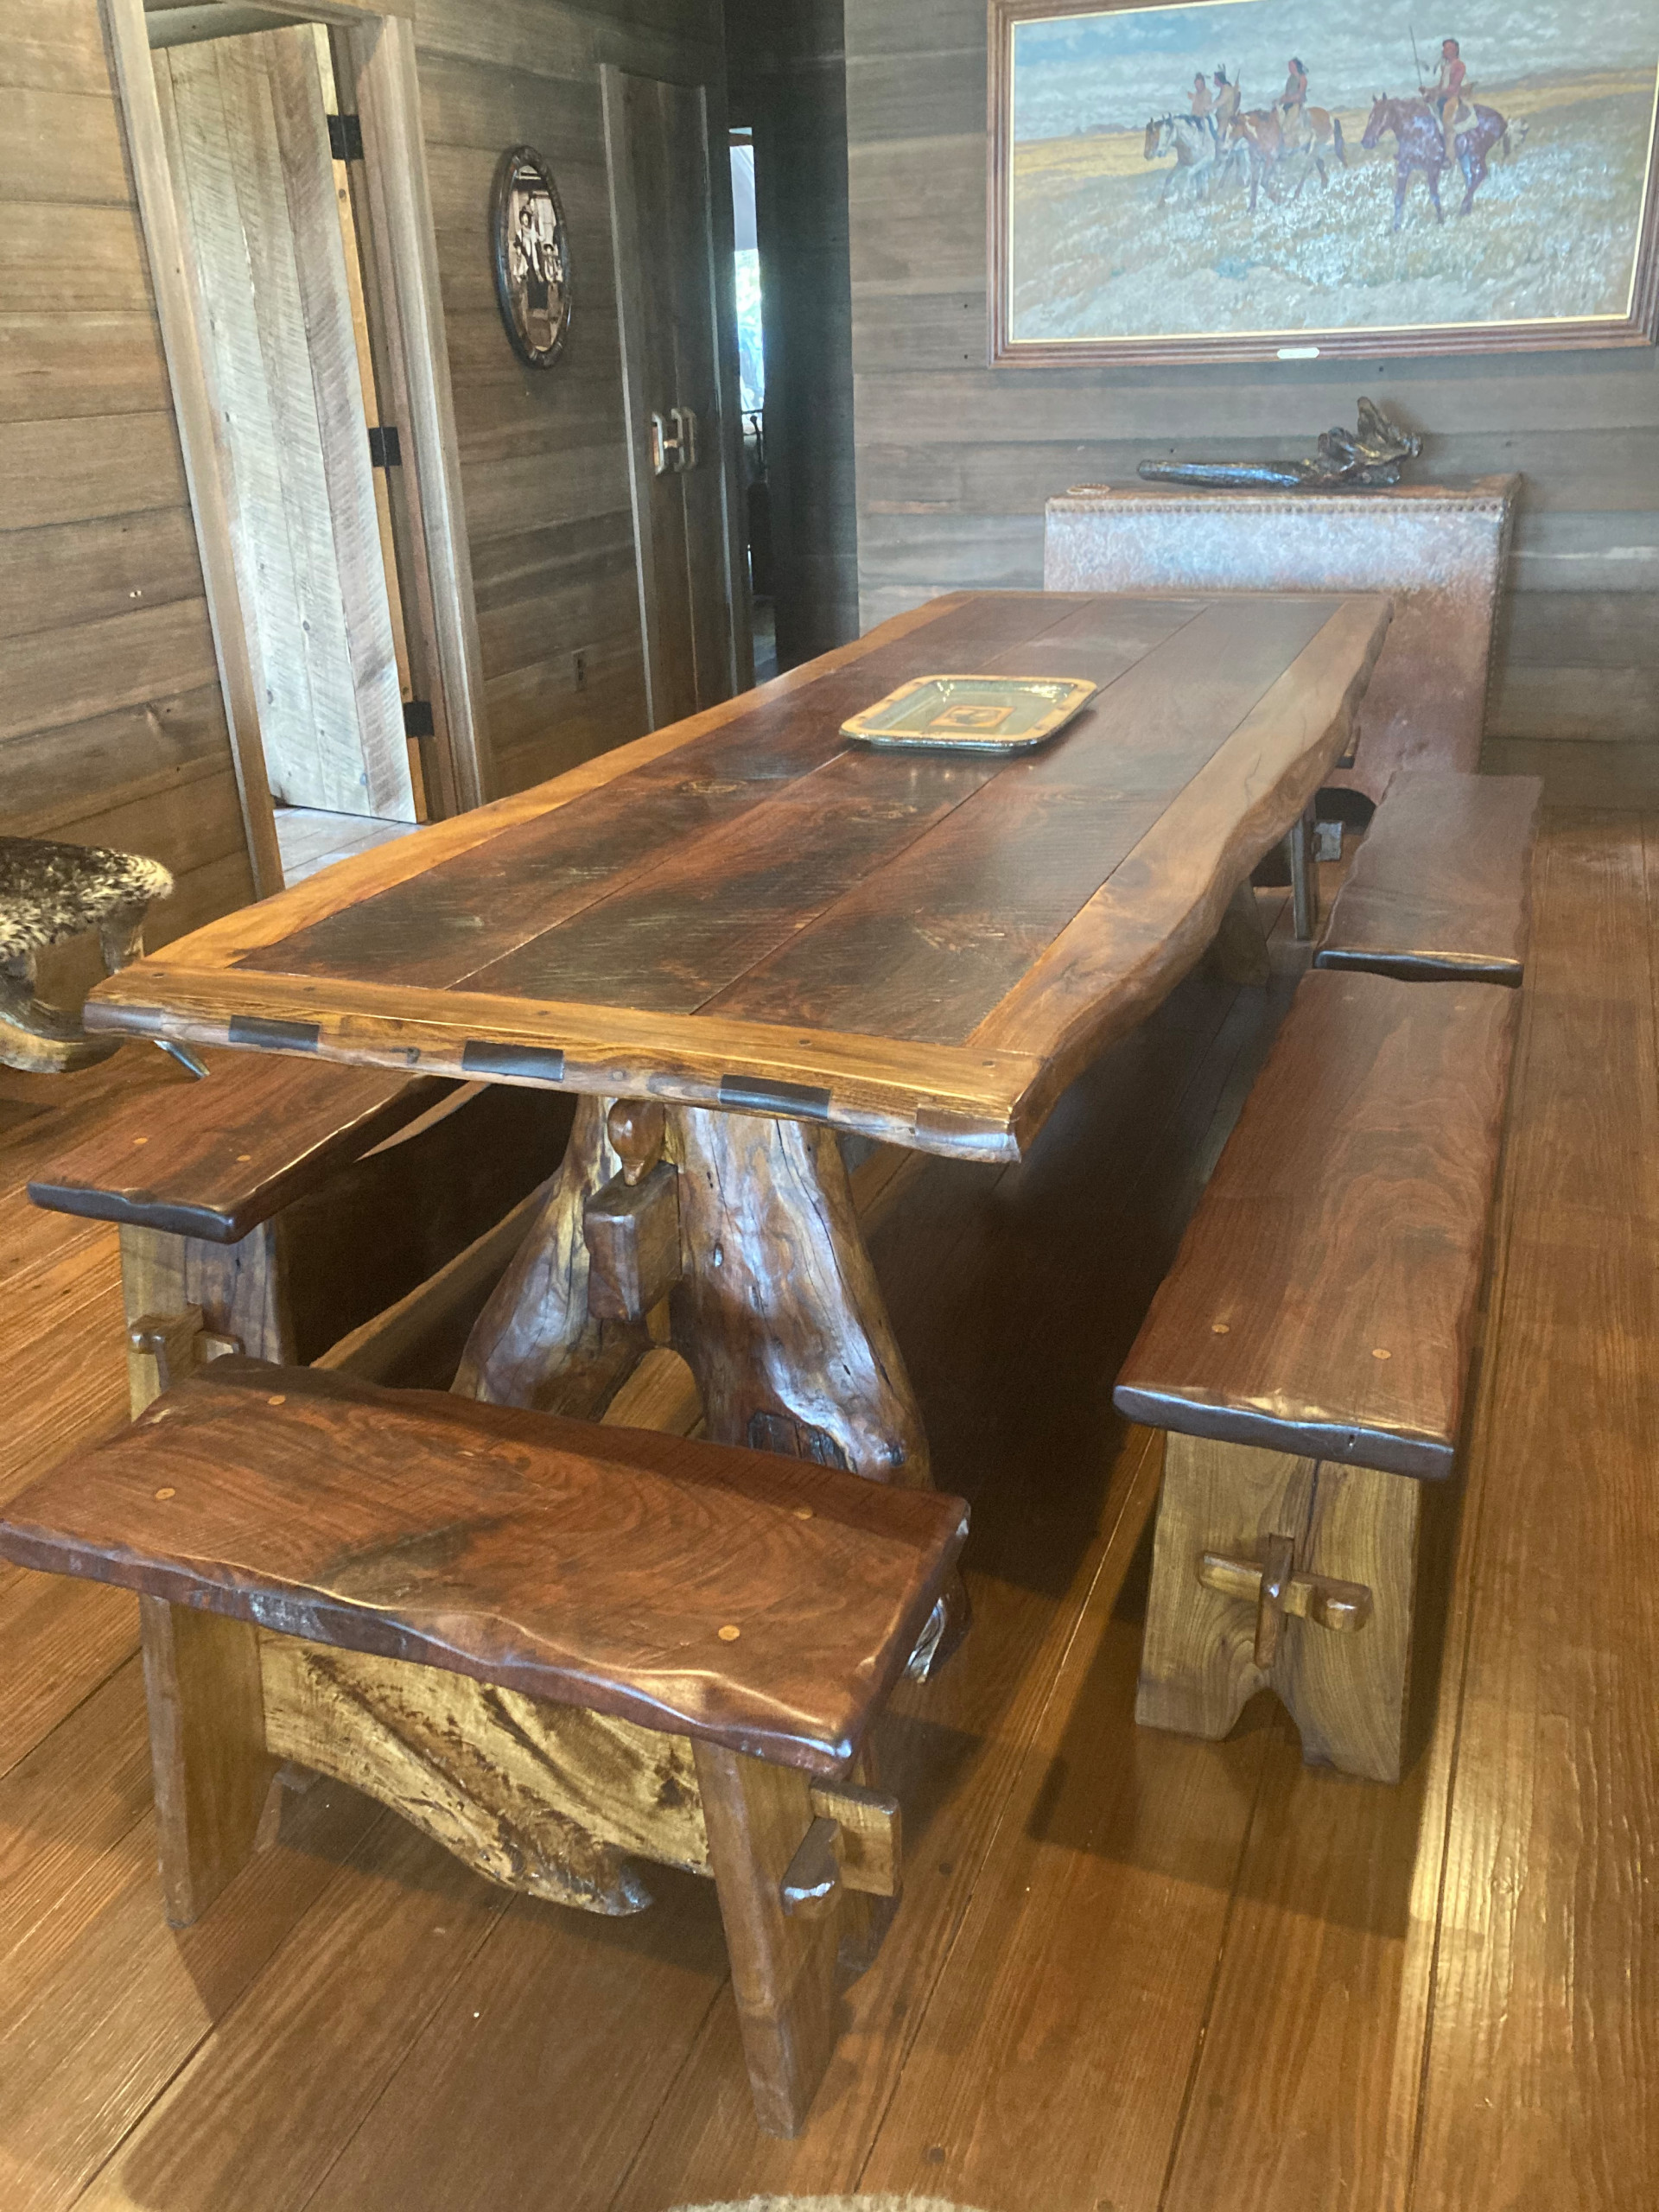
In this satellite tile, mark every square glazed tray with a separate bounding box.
[841,673,1099,753]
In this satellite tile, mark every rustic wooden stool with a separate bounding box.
[1316,771,1543,986]
[1115,969,1520,1783]
[0,1358,968,2137]
[0,833,181,1073]
[28,1054,573,1399]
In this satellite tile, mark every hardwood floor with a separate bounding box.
[1,813,1653,2211]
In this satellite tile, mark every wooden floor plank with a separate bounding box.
[1410,814,1659,2210]
[0,1662,151,2025]
[0,1572,137,1782]
[72,1819,506,2212]
[0,1783,383,2212]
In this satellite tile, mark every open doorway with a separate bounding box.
[730,128,776,683]
[149,15,420,880]
[108,0,490,894]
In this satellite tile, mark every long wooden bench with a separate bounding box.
[28,1052,572,1398]
[1315,770,1543,986]
[0,1357,969,2137]
[1114,968,1520,1783]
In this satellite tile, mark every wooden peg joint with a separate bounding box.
[1198,1540,1374,1668]
[807,1778,900,1898]
[607,1097,666,1186]
[583,1160,683,1323]
[130,1307,243,1396]
[780,1814,843,1919]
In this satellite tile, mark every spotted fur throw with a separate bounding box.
[0,836,174,965]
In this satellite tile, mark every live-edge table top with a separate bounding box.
[88,590,1391,1162]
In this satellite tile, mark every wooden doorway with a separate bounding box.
[601,67,747,729]
[105,0,490,893]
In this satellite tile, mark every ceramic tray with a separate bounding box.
[841,673,1099,753]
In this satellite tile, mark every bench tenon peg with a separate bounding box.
[1116,967,1520,1784]
[582,1098,682,1325]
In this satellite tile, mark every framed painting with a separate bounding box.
[989,0,1659,365]
[492,145,572,369]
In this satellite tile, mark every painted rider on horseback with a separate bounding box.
[1423,37,1468,164]
[1191,71,1215,140]
[1212,66,1240,140]
[1281,57,1310,150]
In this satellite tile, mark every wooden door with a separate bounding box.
[155,27,416,822]
[601,67,741,728]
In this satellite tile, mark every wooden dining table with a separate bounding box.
[87,588,1390,1566]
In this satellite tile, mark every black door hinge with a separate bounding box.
[368,424,402,469]
[328,112,365,162]
[403,700,435,739]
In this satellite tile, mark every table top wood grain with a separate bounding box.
[87,590,1391,1160]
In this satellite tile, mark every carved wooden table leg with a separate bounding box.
[668,1105,930,1488]
[454,1094,653,1416]
[456,1096,968,1672]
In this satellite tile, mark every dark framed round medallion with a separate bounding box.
[491,145,571,369]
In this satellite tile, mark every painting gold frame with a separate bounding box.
[989,0,1659,367]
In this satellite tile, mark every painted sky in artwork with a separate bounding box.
[1013,0,1659,139]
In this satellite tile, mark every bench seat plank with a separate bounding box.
[1115,969,1520,1480]
[0,1360,969,1776]
[28,1052,452,1242]
[1315,772,1542,986]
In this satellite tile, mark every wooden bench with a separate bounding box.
[28,1052,572,1399]
[1315,771,1543,986]
[0,1357,969,2137]
[1114,968,1520,1783]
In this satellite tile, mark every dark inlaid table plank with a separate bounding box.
[710,597,1339,1045]
[0,1359,969,1776]
[86,593,1393,1161]
[464,598,1208,1017]
[234,594,1135,995]
[1115,968,1521,1480]
[972,594,1391,1130]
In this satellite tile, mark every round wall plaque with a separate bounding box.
[491,145,571,368]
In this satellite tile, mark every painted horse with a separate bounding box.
[1143,113,1248,201]
[1360,94,1508,228]
[1230,105,1344,210]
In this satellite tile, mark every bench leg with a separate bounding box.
[694,1741,845,2138]
[1138,1433,1419,1784]
[1287,802,1319,943]
[141,1597,278,1926]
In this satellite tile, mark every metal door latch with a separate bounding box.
[650,407,701,476]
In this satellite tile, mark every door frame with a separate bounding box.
[103,0,491,894]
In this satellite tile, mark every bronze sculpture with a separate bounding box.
[1137,397,1422,492]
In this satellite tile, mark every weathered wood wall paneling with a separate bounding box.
[0,0,257,937]
[412,0,728,798]
[844,0,1659,752]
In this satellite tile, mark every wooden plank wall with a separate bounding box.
[0,0,733,906]
[0,0,257,943]
[844,0,1659,778]
[411,0,727,799]
[726,0,859,667]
